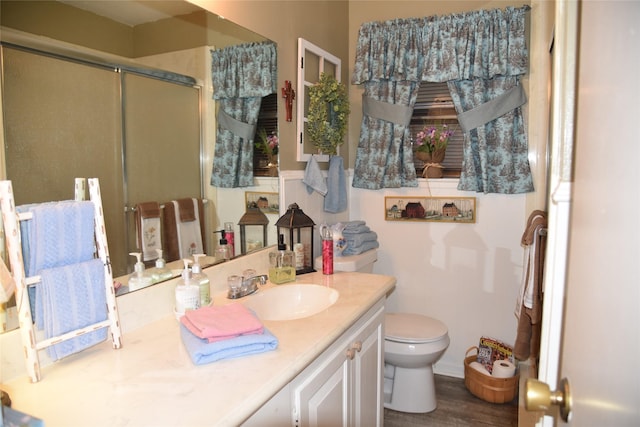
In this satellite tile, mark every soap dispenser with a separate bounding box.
[268,234,296,284]
[128,252,153,291]
[214,230,232,262]
[150,249,173,283]
[191,254,211,307]
[175,259,200,318]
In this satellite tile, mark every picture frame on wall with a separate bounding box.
[245,191,279,214]
[384,196,476,223]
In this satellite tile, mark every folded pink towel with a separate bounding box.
[180,303,264,343]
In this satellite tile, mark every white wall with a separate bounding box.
[289,175,528,378]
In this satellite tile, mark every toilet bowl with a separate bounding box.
[384,313,449,413]
[318,248,450,413]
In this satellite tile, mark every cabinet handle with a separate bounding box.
[352,341,362,352]
[346,348,356,360]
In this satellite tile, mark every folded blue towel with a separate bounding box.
[344,231,378,248]
[37,259,108,361]
[303,155,327,196]
[342,225,371,235]
[342,240,380,256]
[20,201,96,277]
[342,220,366,230]
[324,156,347,213]
[181,323,278,365]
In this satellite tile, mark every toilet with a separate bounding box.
[315,249,450,413]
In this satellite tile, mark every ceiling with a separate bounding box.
[58,0,203,27]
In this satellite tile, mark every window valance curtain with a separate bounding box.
[210,41,277,188]
[351,6,533,193]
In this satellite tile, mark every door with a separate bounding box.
[352,306,384,427]
[293,347,350,426]
[122,73,202,263]
[534,1,640,425]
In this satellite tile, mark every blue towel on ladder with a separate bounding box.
[37,259,108,361]
[324,156,347,213]
[180,324,278,365]
[20,201,96,276]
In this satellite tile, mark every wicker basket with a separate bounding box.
[464,346,519,404]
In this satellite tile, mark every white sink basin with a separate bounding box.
[243,284,339,321]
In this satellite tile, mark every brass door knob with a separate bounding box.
[525,377,572,422]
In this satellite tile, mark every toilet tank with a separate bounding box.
[314,249,378,273]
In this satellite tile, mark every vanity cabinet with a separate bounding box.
[291,299,384,427]
[243,298,385,427]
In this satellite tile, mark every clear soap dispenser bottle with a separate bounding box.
[150,248,173,283]
[268,234,296,284]
[215,230,232,262]
[191,254,211,307]
[175,259,200,318]
[128,252,153,291]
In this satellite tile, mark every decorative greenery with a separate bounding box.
[414,122,455,154]
[307,73,350,155]
[255,128,279,157]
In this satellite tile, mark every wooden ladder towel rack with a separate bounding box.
[0,178,122,382]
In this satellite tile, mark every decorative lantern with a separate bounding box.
[275,203,315,274]
[238,202,269,255]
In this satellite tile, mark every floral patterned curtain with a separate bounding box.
[210,42,277,188]
[351,6,533,193]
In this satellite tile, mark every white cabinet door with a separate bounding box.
[351,307,384,427]
[293,341,350,426]
[293,300,384,427]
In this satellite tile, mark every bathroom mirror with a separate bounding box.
[0,1,278,305]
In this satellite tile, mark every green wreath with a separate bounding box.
[307,73,350,155]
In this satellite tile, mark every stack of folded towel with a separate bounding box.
[179,303,278,365]
[19,200,108,361]
[341,220,379,256]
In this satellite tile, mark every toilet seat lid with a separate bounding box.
[385,313,448,344]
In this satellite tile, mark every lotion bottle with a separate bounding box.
[224,222,235,258]
[175,259,200,318]
[268,234,296,284]
[191,254,211,307]
[150,248,173,283]
[128,252,153,291]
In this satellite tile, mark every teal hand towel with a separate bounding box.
[303,155,327,196]
[324,156,347,213]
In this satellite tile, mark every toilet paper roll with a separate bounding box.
[492,359,516,378]
[469,361,491,376]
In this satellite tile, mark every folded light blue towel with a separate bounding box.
[342,220,366,230]
[344,231,378,248]
[37,259,108,361]
[324,156,347,213]
[20,201,96,277]
[342,240,380,256]
[303,155,327,196]
[343,225,371,235]
[181,323,278,365]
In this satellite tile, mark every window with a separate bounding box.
[296,38,341,162]
[409,82,463,178]
[253,93,278,176]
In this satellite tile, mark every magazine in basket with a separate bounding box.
[476,336,514,374]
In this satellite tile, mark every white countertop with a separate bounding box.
[3,271,395,427]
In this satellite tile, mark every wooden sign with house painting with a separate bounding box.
[384,196,476,223]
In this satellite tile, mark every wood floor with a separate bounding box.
[384,375,518,427]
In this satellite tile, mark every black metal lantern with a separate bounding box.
[238,202,269,255]
[275,203,315,274]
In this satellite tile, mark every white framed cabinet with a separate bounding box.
[291,300,385,427]
[243,298,385,427]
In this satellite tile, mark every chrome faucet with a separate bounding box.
[227,274,267,299]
